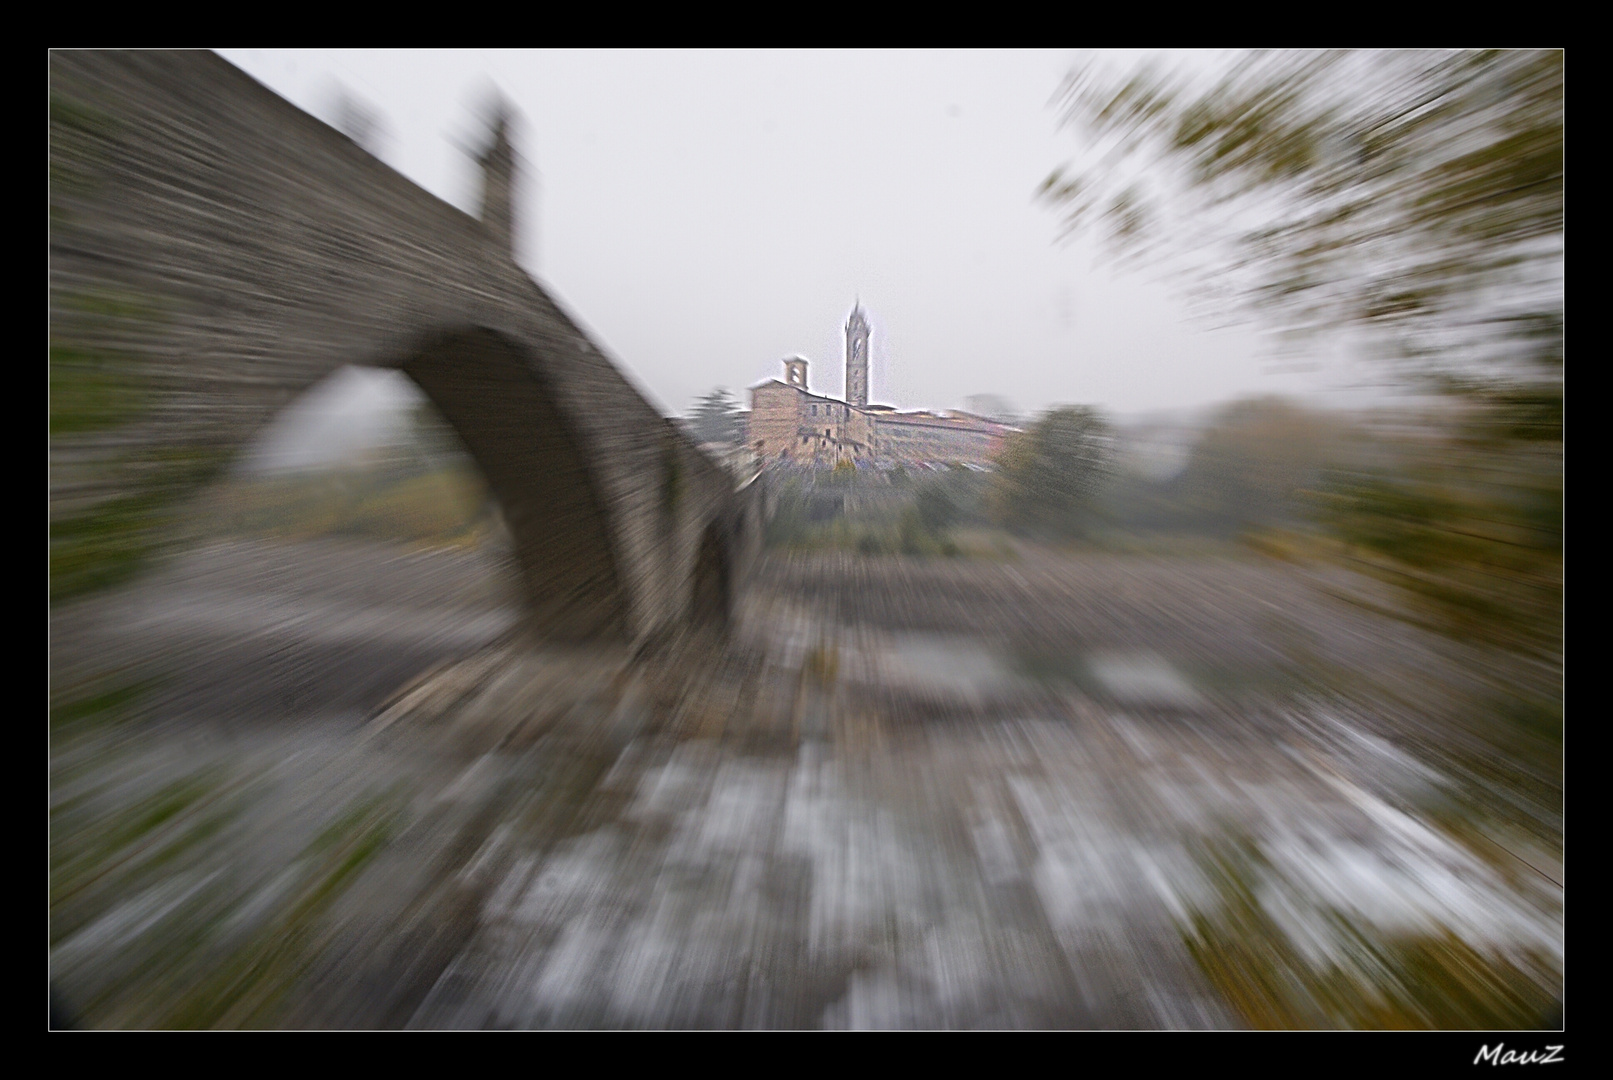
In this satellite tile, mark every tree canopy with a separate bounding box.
[1039,50,1563,391]
[689,387,744,446]
[990,406,1115,539]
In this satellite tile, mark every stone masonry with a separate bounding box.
[49,50,761,644]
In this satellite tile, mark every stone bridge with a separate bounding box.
[50,51,762,644]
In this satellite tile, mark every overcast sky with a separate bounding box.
[217,49,1384,422]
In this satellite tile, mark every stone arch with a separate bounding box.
[50,51,743,647]
[398,327,628,641]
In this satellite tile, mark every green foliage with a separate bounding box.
[760,467,980,556]
[990,407,1114,539]
[1041,50,1563,384]
[50,675,163,736]
[51,767,236,948]
[51,760,404,1029]
[1041,54,1565,796]
[50,85,200,606]
[49,491,165,601]
[898,508,932,555]
[914,481,959,533]
[158,795,398,1030]
[1168,397,1347,538]
[1310,407,1561,661]
[49,274,203,605]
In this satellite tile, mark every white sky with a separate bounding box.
[216,49,1386,422]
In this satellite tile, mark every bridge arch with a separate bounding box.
[396,327,627,640]
[50,51,749,646]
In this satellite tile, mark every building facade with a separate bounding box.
[747,305,1017,467]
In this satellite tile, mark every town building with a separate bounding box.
[746,304,1018,467]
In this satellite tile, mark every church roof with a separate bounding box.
[746,378,847,406]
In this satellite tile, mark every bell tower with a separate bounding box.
[845,302,870,407]
[784,357,808,390]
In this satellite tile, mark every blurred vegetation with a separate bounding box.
[688,387,744,446]
[51,758,404,1029]
[1099,397,1353,543]
[763,464,997,557]
[1039,49,1562,828]
[1182,834,1559,1029]
[760,399,1345,556]
[763,406,1116,556]
[988,407,1115,541]
[50,674,165,742]
[50,441,233,606]
[49,344,152,437]
[1038,48,1562,609]
[206,463,495,547]
[1312,398,1562,663]
[50,80,118,222]
[1040,50,1562,384]
[204,403,500,549]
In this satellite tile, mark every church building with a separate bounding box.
[747,304,1017,467]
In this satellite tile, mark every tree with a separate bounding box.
[689,387,744,446]
[990,407,1114,539]
[1039,50,1562,391]
[1039,51,1563,726]
[1040,52,1562,635]
[1176,396,1348,537]
[915,481,960,534]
